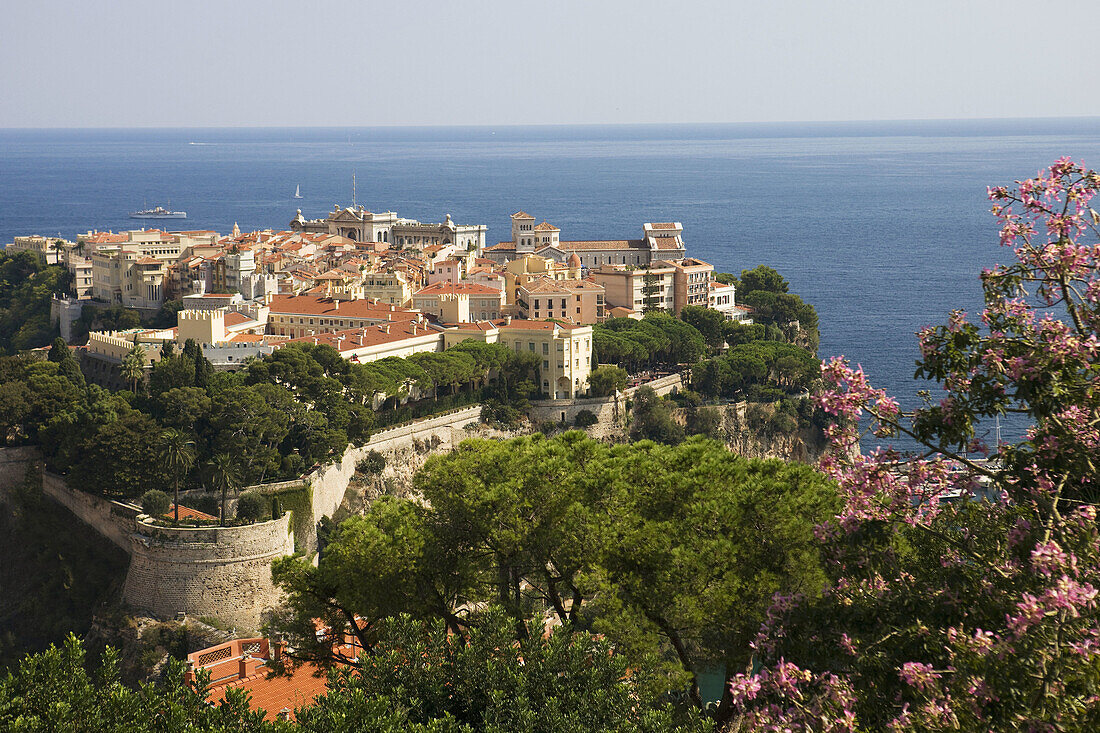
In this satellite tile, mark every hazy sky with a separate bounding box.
[3,0,1099,128]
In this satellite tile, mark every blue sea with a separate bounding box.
[4,119,1100,447]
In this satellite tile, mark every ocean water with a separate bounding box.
[4,120,1100,447]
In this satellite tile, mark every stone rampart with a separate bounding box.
[123,513,294,632]
[41,472,137,552]
[526,373,683,427]
[296,405,482,551]
[0,446,41,499]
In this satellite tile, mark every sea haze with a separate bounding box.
[4,119,1100,447]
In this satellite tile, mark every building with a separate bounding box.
[186,638,330,723]
[6,235,67,264]
[483,213,687,268]
[282,319,445,363]
[266,294,418,338]
[659,257,714,313]
[290,206,487,252]
[360,270,414,306]
[516,277,605,324]
[412,282,505,324]
[447,318,593,399]
[502,253,583,306]
[709,281,753,323]
[589,263,677,314]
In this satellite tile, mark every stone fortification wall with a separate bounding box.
[41,472,137,552]
[527,373,683,430]
[528,394,621,427]
[0,446,41,499]
[123,513,294,632]
[295,405,482,551]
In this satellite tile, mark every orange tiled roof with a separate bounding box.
[647,222,679,229]
[511,211,535,219]
[223,312,252,326]
[414,282,502,297]
[533,222,559,232]
[268,294,418,320]
[283,321,438,352]
[164,504,217,521]
[557,240,644,251]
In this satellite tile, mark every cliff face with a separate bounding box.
[676,403,829,464]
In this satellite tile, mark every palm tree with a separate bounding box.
[120,344,146,393]
[158,429,196,523]
[209,452,242,526]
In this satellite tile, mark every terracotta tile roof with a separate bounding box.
[494,318,589,331]
[223,311,252,326]
[134,256,161,265]
[511,211,535,219]
[268,294,418,320]
[652,237,684,250]
[229,333,266,343]
[487,242,517,251]
[647,222,679,229]
[533,222,559,232]
[164,504,217,521]
[556,240,644,251]
[283,321,438,353]
[520,277,604,294]
[414,282,502,297]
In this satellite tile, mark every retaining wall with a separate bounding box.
[41,472,138,552]
[527,373,683,427]
[274,405,483,552]
[0,446,41,499]
[123,513,294,632]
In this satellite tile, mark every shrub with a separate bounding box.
[574,409,598,428]
[235,492,267,522]
[356,450,386,476]
[140,490,170,517]
[193,494,220,517]
[271,496,282,520]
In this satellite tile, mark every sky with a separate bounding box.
[3,0,1100,128]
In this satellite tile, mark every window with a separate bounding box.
[544,360,549,369]
[542,343,549,354]
[529,342,535,351]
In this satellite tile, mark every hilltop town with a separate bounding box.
[9,206,749,394]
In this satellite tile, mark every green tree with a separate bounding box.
[588,364,628,397]
[120,344,146,394]
[208,452,242,526]
[0,634,272,731]
[679,305,726,351]
[629,386,684,444]
[295,612,711,733]
[737,265,788,295]
[158,428,196,523]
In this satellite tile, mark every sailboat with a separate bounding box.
[293,184,302,199]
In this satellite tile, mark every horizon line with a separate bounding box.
[3,115,1100,132]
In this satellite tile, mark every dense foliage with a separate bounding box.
[270,431,838,719]
[0,617,710,733]
[0,338,532,503]
[0,251,67,354]
[592,312,705,371]
[729,160,1100,731]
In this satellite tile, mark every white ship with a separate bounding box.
[130,204,187,219]
[294,184,302,199]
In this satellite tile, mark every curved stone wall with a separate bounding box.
[122,514,294,632]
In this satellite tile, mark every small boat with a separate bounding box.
[130,203,187,219]
[294,184,302,199]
